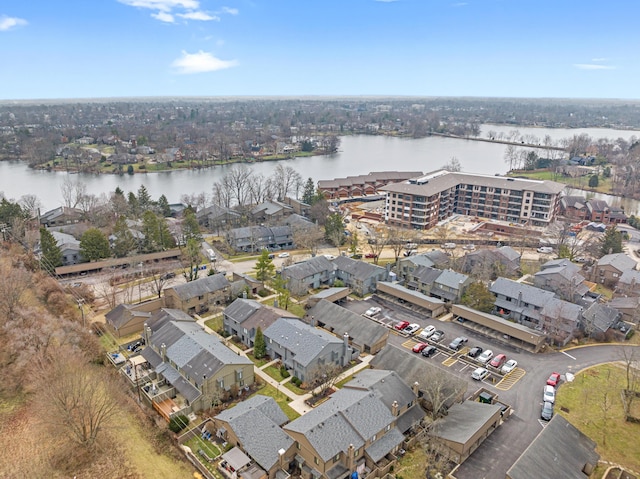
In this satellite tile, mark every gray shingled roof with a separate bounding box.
[306,300,388,349]
[156,362,202,402]
[597,253,637,271]
[365,428,404,463]
[281,255,334,281]
[490,277,556,308]
[376,282,445,306]
[435,269,469,290]
[582,303,621,333]
[410,265,442,285]
[618,269,640,285]
[225,298,296,331]
[332,255,387,281]
[506,415,599,479]
[263,318,342,367]
[495,246,520,262]
[344,369,417,412]
[169,273,230,301]
[215,395,293,470]
[105,303,151,330]
[433,401,502,445]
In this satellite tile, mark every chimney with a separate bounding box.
[392,400,399,416]
[517,291,523,308]
[412,381,419,396]
[310,316,315,327]
[161,342,167,361]
[343,332,350,365]
[347,444,354,471]
[278,448,286,470]
[143,323,151,344]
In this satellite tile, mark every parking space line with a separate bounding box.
[495,368,526,390]
[442,356,458,367]
[401,339,418,349]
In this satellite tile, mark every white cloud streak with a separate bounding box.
[171,50,238,74]
[118,0,199,12]
[152,11,175,22]
[0,15,27,31]
[573,63,615,70]
[221,7,239,15]
[177,11,220,21]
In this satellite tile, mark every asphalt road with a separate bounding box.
[345,296,640,479]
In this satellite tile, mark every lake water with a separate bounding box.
[1,125,639,212]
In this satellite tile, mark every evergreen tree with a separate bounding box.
[137,185,152,211]
[254,249,275,281]
[302,178,316,205]
[325,213,345,246]
[39,227,63,273]
[253,327,266,359]
[80,228,111,261]
[181,238,202,282]
[127,191,139,217]
[599,226,623,257]
[182,209,202,243]
[157,194,171,217]
[588,175,599,188]
[111,215,137,257]
[272,274,290,310]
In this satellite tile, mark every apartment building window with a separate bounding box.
[314,457,319,465]
[334,454,340,462]
[296,442,301,449]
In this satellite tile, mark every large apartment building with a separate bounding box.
[380,170,565,230]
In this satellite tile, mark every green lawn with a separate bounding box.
[509,169,613,194]
[556,363,640,473]
[204,315,223,333]
[183,436,223,477]
[249,383,300,421]
[283,381,306,395]
[246,352,271,368]
[263,365,288,382]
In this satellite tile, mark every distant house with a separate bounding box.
[614,269,640,297]
[332,255,389,296]
[263,317,354,382]
[396,250,450,279]
[280,256,334,296]
[318,171,423,199]
[305,300,389,354]
[139,309,254,416]
[461,246,521,278]
[405,265,442,295]
[251,200,294,222]
[560,196,588,221]
[490,277,560,330]
[196,204,242,233]
[39,206,83,227]
[609,296,640,325]
[506,415,599,479]
[283,369,424,479]
[105,303,152,338]
[226,225,293,252]
[581,302,622,338]
[534,259,590,302]
[163,273,231,314]
[592,253,636,288]
[214,395,295,479]
[539,298,584,345]
[50,231,83,266]
[223,298,297,348]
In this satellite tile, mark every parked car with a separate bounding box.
[404,323,420,335]
[547,372,561,387]
[160,271,176,280]
[472,367,490,381]
[468,346,483,358]
[501,359,518,374]
[412,342,428,353]
[421,345,438,358]
[417,325,436,340]
[477,349,494,364]
[541,401,554,421]
[543,385,556,404]
[489,353,507,369]
[441,242,456,249]
[394,320,410,331]
[448,336,468,351]
[430,330,445,342]
[364,306,381,317]
[537,246,553,254]
[365,252,378,259]
[462,244,476,251]
[278,252,290,258]
[403,250,417,257]
[268,253,275,259]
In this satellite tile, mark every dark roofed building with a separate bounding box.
[105,303,152,338]
[164,273,231,314]
[226,225,294,252]
[305,300,389,354]
[506,415,599,479]
[332,255,389,296]
[224,298,297,348]
[281,256,334,296]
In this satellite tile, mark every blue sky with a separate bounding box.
[1,0,638,100]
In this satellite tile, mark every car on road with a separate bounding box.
[547,372,561,387]
[364,306,381,317]
[537,246,553,254]
[543,385,556,404]
[441,242,456,249]
[467,346,483,358]
[489,353,507,369]
[160,271,176,280]
[541,401,554,421]
[268,253,275,259]
[404,323,420,335]
[403,250,417,257]
[472,367,490,381]
[421,345,438,357]
[501,359,518,374]
[394,320,410,331]
[448,336,468,351]
[430,330,445,342]
[412,342,428,353]
[365,253,378,259]
[462,243,476,251]
[278,252,290,258]
[417,325,436,340]
[477,349,494,364]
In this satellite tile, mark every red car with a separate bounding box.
[546,372,561,387]
[365,253,378,259]
[489,353,507,369]
[412,342,428,353]
[394,320,410,331]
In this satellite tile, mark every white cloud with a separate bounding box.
[118,0,199,12]
[177,10,219,21]
[574,63,615,70]
[221,6,239,15]
[591,57,608,62]
[171,50,238,74]
[0,15,27,31]
[152,11,175,22]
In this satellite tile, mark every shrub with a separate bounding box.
[280,365,290,378]
[138,164,146,170]
[257,288,270,297]
[168,415,189,433]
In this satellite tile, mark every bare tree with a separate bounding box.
[419,368,467,419]
[308,362,343,397]
[19,194,42,218]
[37,352,119,449]
[292,225,324,257]
[0,262,31,321]
[271,164,303,201]
[366,228,388,265]
[60,176,86,208]
[226,165,253,207]
[387,226,420,262]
